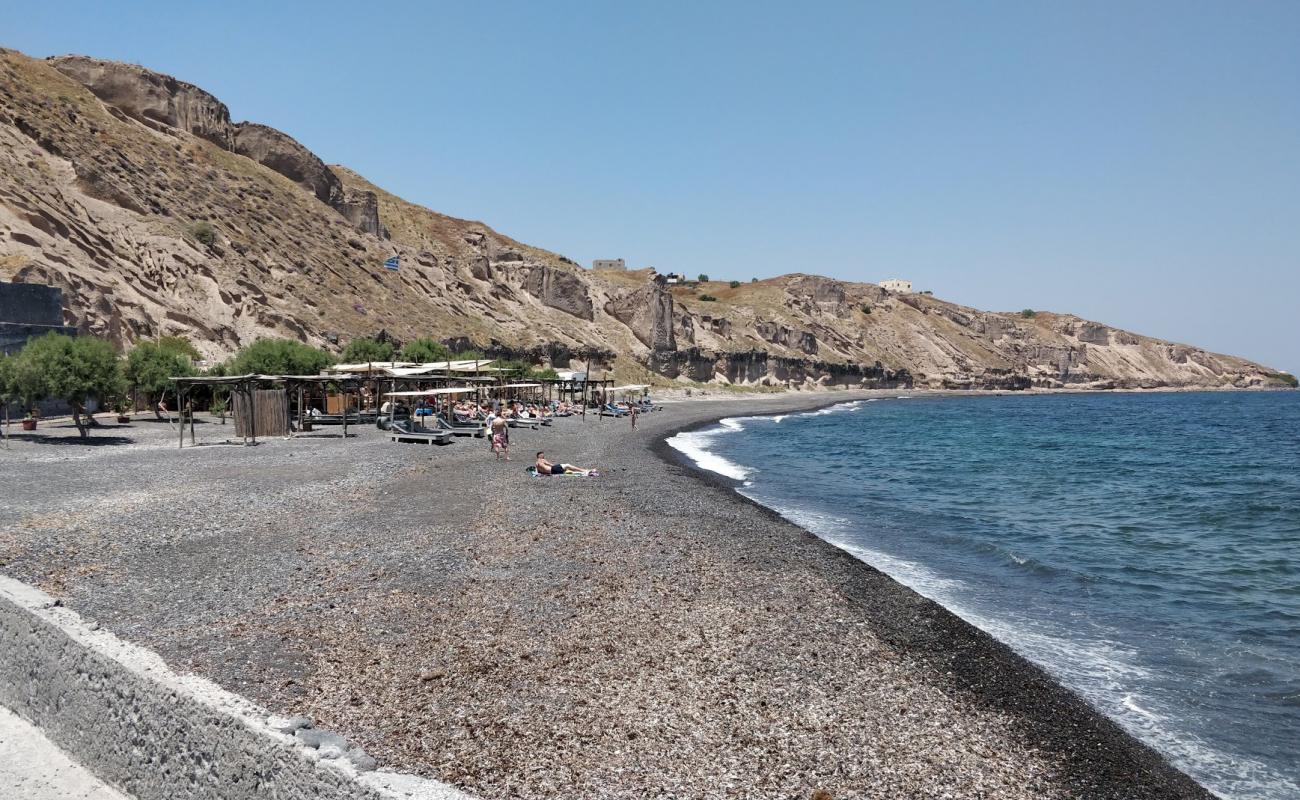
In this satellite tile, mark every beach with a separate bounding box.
[0,392,1212,799]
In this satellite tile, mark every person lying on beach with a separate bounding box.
[535,451,596,477]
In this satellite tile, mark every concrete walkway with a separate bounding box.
[0,705,130,800]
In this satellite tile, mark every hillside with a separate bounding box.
[0,49,1287,390]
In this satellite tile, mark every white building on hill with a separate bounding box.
[880,278,913,294]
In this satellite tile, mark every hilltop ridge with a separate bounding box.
[0,48,1287,389]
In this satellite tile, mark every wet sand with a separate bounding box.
[0,393,1212,798]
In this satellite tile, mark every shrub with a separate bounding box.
[1267,372,1298,387]
[209,395,228,421]
[341,336,394,363]
[400,338,450,362]
[751,277,758,283]
[697,274,710,283]
[729,280,741,289]
[229,338,335,376]
[861,304,872,315]
[1021,309,1037,318]
[699,294,718,302]
[189,221,217,246]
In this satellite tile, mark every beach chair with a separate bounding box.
[388,418,452,445]
[600,403,628,417]
[434,414,484,437]
[507,417,541,430]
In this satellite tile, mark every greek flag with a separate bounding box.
[383,255,400,271]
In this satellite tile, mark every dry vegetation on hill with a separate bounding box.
[0,48,1287,389]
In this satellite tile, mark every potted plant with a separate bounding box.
[22,410,37,431]
[114,396,133,424]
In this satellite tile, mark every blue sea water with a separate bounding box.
[668,392,1300,800]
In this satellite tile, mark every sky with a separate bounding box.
[4,1,1298,371]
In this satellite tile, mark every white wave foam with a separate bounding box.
[796,400,865,418]
[665,422,752,481]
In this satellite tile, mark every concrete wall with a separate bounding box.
[0,282,65,327]
[0,576,473,800]
[1,282,77,355]
[592,259,626,271]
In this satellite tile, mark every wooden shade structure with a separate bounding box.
[171,374,362,448]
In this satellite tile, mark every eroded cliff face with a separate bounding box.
[0,49,1288,390]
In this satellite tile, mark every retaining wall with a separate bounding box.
[0,576,472,800]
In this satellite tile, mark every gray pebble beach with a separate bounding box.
[0,393,1212,799]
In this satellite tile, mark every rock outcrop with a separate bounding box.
[46,54,374,235]
[48,55,233,148]
[231,122,342,207]
[0,49,1290,391]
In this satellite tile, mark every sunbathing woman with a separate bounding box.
[535,451,596,477]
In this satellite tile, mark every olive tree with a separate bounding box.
[14,333,123,438]
[399,338,450,363]
[229,338,334,376]
[126,338,197,418]
[341,337,394,364]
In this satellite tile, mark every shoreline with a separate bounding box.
[2,392,1220,798]
[649,392,1215,799]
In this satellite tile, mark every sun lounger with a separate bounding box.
[507,418,541,430]
[388,419,452,445]
[435,415,484,437]
[600,404,628,417]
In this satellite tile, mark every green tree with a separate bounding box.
[697,273,710,283]
[126,339,197,418]
[1021,309,1037,319]
[0,353,16,429]
[154,335,202,361]
[229,338,334,376]
[729,280,741,288]
[341,337,394,364]
[14,333,123,438]
[400,337,450,362]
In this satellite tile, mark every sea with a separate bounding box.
[667,391,1299,800]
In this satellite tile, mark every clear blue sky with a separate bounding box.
[5,1,1298,371]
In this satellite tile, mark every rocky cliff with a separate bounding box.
[0,49,1288,390]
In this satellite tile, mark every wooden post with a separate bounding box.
[342,385,349,439]
[178,384,185,449]
[296,385,304,437]
[248,380,257,446]
[189,394,196,445]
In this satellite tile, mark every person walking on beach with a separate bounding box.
[629,403,638,431]
[490,414,510,461]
